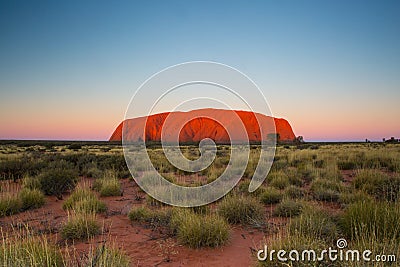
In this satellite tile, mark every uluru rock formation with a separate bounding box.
[109,108,296,143]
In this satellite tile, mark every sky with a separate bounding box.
[0,0,399,141]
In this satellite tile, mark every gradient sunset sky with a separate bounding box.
[0,0,399,141]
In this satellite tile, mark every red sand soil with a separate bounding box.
[0,178,268,267]
[109,108,296,143]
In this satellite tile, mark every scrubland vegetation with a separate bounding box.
[0,141,399,266]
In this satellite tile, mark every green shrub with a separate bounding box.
[19,188,45,210]
[310,178,342,202]
[21,175,41,190]
[339,190,373,205]
[174,211,230,248]
[93,170,122,197]
[273,199,303,217]
[0,230,64,266]
[61,212,101,240]
[218,195,264,224]
[86,244,130,267]
[63,187,106,213]
[284,185,305,200]
[269,172,290,190]
[339,200,400,241]
[0,194,22,217]
[260,187,282,204]
[128,206,151,222]
[289,208,338,242]
[353,169,400,201]
[38,161,78,199]
[128,206,171,227]
[337,160,357,170]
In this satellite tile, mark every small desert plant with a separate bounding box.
[19,188,45,210]
[93,170,122,197]
[260,187,282,204]
[218,195,264,224]
[339,200,400,241]
[0,227,64,266]
[128,206,171,228]
[273,199,303,217]
[174,211,230,248]
[0,194,22,217]
[269,172,290,190]
[284,185,305,200]
[128,206,152,222]
[310,178,342,202]
[21,175,41,190]
[339,190,373,205]
[289,207,338,242]
[353,169,400,201]
[85,243,130,267]
[63,187,106,213]
[61,212,101,240]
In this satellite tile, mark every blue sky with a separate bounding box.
[0,0,399,141]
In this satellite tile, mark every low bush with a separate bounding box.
[86,243,130,267]
[174,211,230,248]
[339,200,400,241]
[289,208,338,242]
[353,169,400,201]
[128,206,171,227]
[0,194,22,217]
[63,187,106,213]
[218,195,264,224]
[310,178,342,202]
[284,185,305,200]
[273,199,303,217]
[260,187,282,204]
[19,188,45,210]
[38,161,78,199]
[0,230,64,266]
[269,172,290,190]
[21,175,41,190]
[93,169,122,197]
[61,212,101,240]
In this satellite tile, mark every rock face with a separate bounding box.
[109,108,296,143]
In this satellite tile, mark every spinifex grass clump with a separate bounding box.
[93,169,122,197]
[273,199,303,217]
[284,185,305,200]
[19,188,45,210]
[339,200,400,242]
[175,211,229,248]
[0,188,45,216]
[128,207,230,248]
[0,227,64,266]
[353,169,400,201]
[63,186,107,213]
[310,178,342,202]
[217,195,264,224]
[0,194,22,217]
[85,242,130,267]
[128,206,171,227]
[268,171,290,190]
[61,212,101,240]
[289,207,338,242]
[260,187,282,204]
